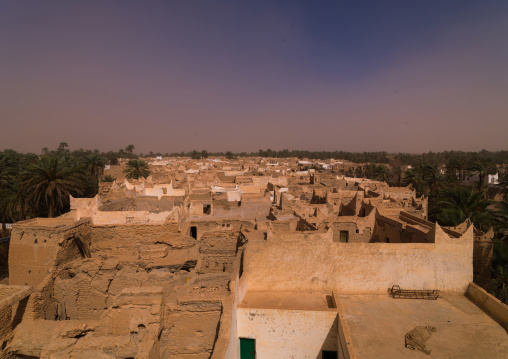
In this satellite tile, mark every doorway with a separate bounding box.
[190,226,197,239]
[322,350,338,359]
[240,338,255,359]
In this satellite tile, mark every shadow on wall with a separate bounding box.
[0,238,9,283]
[317,316,339,359]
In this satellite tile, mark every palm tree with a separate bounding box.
[81,153,106,194]
[0,152,18,236]
[57,142,69,153]
[491,239,508,304]
[0,179,27,223]
[191,150,201,160]
[22,155,87,217]
[0,153,17,183]
[364,164,377,179]
[388,166,402,187]
[101,174,116,183]
[23,153,39,165]
[354,166,364,178]
[403,164,426,196]
[423,165,443,199]
[432,186,493,231]
[497,173,508,201]
[490,201,508,241]
[123,159,150,180]
[446,158,467,182]
[374,165,389,183]
[467,159,497,192]
[125,144,135,154]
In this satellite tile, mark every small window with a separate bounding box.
[385,237,389,243]
[340,231,349,243]
[190,226,197,239]
[355,228,359,233]
[203,204,211,214]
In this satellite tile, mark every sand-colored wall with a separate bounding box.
[9,219,91,287]
[237,308,338,359]
[92,209,178,225]
[212,250,249,359]
[0,285,31,354]
[70,195,183,225]
[466,282,508,324]
[244,224,474,294]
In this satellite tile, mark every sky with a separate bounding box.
[1,0,508,154]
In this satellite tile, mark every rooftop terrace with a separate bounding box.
[337,294,508,358]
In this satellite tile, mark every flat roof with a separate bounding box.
[13,217,77,228]
[336,294,508,358]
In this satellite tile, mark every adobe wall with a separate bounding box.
[214,248,252,359]
[0,285,31,354]
[186,219,254,241]
[466,282,508,324]
[244,225,474,294]
[92,208,181,225]
[161,297,222,358]
[328,210,376,243]
[9,219,92,287]
[199,231,241,273]
[70,195,184,225]
[236,308,338,359]
[331,222,372,243]
[211,200,271,221]
[373,214,430,243]
[380,188,415,200]
[89,223,185,261]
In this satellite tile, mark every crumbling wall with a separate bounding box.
[186,220,244,241]
[199,232,240,273]
[89,223,183,261]
[7,287,164,359]
[9,219,91,287]
[39,223,198,321]
[0,285,31,357]
[161,298,222,358]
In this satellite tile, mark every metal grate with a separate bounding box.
[389,285,439,300]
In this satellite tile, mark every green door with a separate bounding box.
[240,338,255,359]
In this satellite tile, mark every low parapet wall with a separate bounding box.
[466,282,508,324]
[244,224,474,294]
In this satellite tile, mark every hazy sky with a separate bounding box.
[1,1,507,154]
